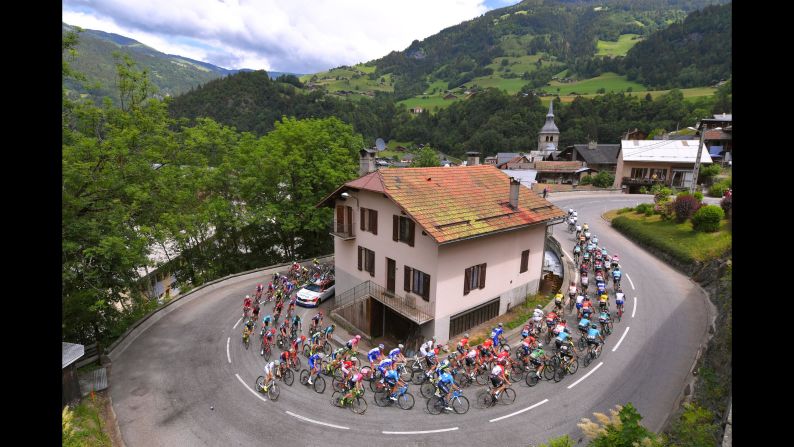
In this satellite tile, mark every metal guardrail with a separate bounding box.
[332,280,434,325]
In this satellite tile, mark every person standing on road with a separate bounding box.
[542,187,548,198]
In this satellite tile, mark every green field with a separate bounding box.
[499,34,537,57]
[596,34,643,57]
[540,72,646,95]
[546,86,717,105]
[485,54,560,77]
[300,64,393,93]
[398,95,457,111]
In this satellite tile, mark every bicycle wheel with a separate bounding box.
[268,383,280,401]
[302,344,310,358]
[244,337,250,350]
[333,368,345,382]
[398,392,415,410]
[411,369,426,385]
[299,369,309,385]
[291,355,301,370]
[475,369,489,386]
[510,364,525,381]
[332,378,345,393]
[452,395,470,414]
[475,390,491,409]
[583,352,592,367]
[322,342,332,355]
[255,375,265,393]
[398,366,413,382]
[351,397,367,415]
[283,368,294,386]
[553,366,565,382]
[526,370,540,387]
[360,365,373,382]
[374,390,390,407]
[595,345,603,359]
[427,396,443,415]
[420,381,436,399]
[369,379,384,393]
[331,391,341,407]
[313,375,326,394]
[455,371,471,389]
[499,388,516,405]
[567,357,579,375]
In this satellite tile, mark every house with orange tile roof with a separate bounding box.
[318,164,566,346]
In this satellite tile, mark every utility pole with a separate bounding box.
[690,119,707,194]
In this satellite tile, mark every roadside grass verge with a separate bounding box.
[608,210,731,264]
[457,293,550,347]
[63,394,112,447]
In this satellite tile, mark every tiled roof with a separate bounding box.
[533,161,584,172]
[346,170,386,193]
[704,129,732,140]
[378,166,564,244]
[621,140,713,163]
[497,155,530,168]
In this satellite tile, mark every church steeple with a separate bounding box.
[537,99,560,151]
[547,99,554,118]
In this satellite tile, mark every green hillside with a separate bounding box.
[596,34,643,57]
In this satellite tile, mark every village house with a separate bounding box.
[318,162,565,346]
[613,139,713,193]
[557,142,620,173]
[497,154,533,170]
[533,161,590,184]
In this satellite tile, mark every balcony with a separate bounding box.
[330,221,355,240]
[332,280,435,325]
[621,177,669,186]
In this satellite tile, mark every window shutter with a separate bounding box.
[404,266,412,291]
[408,219,415,246]
[393,215,399,241]
[360,208,365,231]
[479,263,486,289]
[357,246,362,271]
[464,267,471,295]
[370,209,378,235]
[520,250,529,273]
[347,206,353,234]
[422,273,430,301]
[336,205,344,233]
[368,250,375,277]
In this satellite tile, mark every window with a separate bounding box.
[403,265,430,301]
[630,167,648,179]
[520,249,530,273]
[649,168,667,180]
[335,205,353,235]
[393,215,415,246]
[360,208,378,234]
[671,170,694,188]
[463,263,487,295]
[357,246,375,277]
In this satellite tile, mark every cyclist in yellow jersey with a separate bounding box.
[598,292,609,311]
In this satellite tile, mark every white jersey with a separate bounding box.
[264,361,275,374]
[466,349,477,359]
[568,285,577,295]
[491,365,503,376]
[532,309,544,321]
[575,225,582,232]
[420,341,433,356]
[615,292,625,303]
[576,295,585,305]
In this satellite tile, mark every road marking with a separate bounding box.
[285,411,350,430]
[567,361,603,389]
[612,327,630,352]
[632,297,637,318]
[626,274,635,290]
[384,427,459,435]
[226,337,231,363]
[233,317,242,329]
[235,373,269,404]
[489,398,549,423]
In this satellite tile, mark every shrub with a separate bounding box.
[579,175,593,185]
[651,184,672,205]
[708,182,728,197]
[666,403,719,447]
[691,205,724,232]
[635,203,653,214]
[694,191,704,202]
[617,207,633,214]
[638,186,648,194]
[697,163,721,184]
[592,171,615,188]
[658,201,674,220]
[720,195,731,218]
[672,194,702,222]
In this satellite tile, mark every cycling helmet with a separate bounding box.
[351,356,358,362]
[463,333,469,338]
[498,323,503,328]
[536,305,542,309]
[355,335,361,340]
[432,336,437,342]
[502,345,509,352]
[398,344,404,349]
[440,359,450,369]
[300,335,307,341]
[568,208,573,213]
[591,324,597,329]
[275,360,281,366]
[317,353,325,359]
[378,344,385,350]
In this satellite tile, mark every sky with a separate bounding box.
[62,0,522,74]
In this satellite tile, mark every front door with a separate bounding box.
[386,258,396,293]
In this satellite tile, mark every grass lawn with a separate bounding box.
[596,34,643,57]
[461,293,549,347]
[548,86,717,104]
[540,72,647,95]
[63,394,113,447]
[606,208,731,264]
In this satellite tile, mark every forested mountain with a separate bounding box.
[61,23,298,104]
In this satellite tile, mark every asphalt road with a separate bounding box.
[109,194,712,446]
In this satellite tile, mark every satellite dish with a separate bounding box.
[375,138,386,151]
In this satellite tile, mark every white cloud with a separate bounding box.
[63,0,491,73]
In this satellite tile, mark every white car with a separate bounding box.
[295,278,335,308]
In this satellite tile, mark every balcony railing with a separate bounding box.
[621,177,670,186]
[331,280,435,325]
[330,220,355,240]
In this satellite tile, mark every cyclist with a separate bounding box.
[384,366,402,401]
[553,292,564,313]
[307,352,324,385]
[611,254,620,270]
[420,337,438,369]
[388,344,406,363]
[457,333,470,355]
[291,314,302,335]
[243,295,252,317]
[554,324,572,350]
[278,319,289,340]
[558,337,577,366]
[323,323,336,342]
[437,369,459,411]
[251,302,260,320]
[575,292,585,314]
[586,324,605,356]
[528,347,548,379]
[578,315,591,338]
[310,311,324,332]
[255,283,264,299]
[615,288,625,315]
[581,298,593,320]
[552,318,568,337]
[532,304,545,328]
[279,349,292,369]
[368,344,385,369]
[331,346,347,362]
[491,323,505,347]
[463,347,479,377]
[264,326,276,348]
[345,334,362,352]
[262,360,277,392]
[598,310,612,333]
[242,320,254,344]
[612,267,622,288]
[478,343,494,365]
[377,356,393,379]
[274,299,284,316]
[341,369,364,403]
[340,357,356,381]
[261,313,273,331]
[598,292,609,312]
[490,359,511,403]
[545,309,559,333]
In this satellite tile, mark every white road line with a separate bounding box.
[226,337,231,363]
[626,273,635,290]
[233,317,242,329]
[489,399,549,423]
[285,411,350,430]
[612,327,630,352]
[384,427,459,435]
[632,297,637,318]
[567,362,604,389]
[235,373,268,403]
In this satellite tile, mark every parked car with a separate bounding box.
[295,277,335,308]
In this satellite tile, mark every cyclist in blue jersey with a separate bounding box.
[578,315,591,336]
[437,371,459,411]
[388,344,406,363]
[377,357,393,377]
[384,368,403,400]
[368,344,385,369]
[491,323,504,347]
[554,327,571,350]
[307,352,324,385]
[586,324,604,355]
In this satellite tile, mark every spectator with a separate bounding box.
[542,187,548,198]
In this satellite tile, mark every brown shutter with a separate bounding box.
[408,219,415,247]
[422,273,430,300]
[464,267,471,295]
[404,266,412,291]
[336,205,344,233]
[370,209,378,235]
[346,206,353,235]
[357,246,362,271]
[360,208,365,231]
[479,263,486,289]
[368,250,375,277]
[520,249,529,273]
[393,215,399,241]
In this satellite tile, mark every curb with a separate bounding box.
[106,254,333,356]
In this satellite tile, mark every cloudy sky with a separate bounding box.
[63,0,522,74]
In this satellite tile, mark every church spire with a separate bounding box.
[547,99,554,118]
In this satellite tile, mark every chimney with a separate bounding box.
[588,140,597,150]
[466,151,480,166]
[359,149,375,176]
[509,177,520,210]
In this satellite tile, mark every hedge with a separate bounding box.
[692,205,724,232]
[611,216,695,264]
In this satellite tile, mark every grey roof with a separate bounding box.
[540,100,559,133]
[496,169,537,187]
[571,144,620,165]
[496,152,521,165]
[63,342,85,369]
